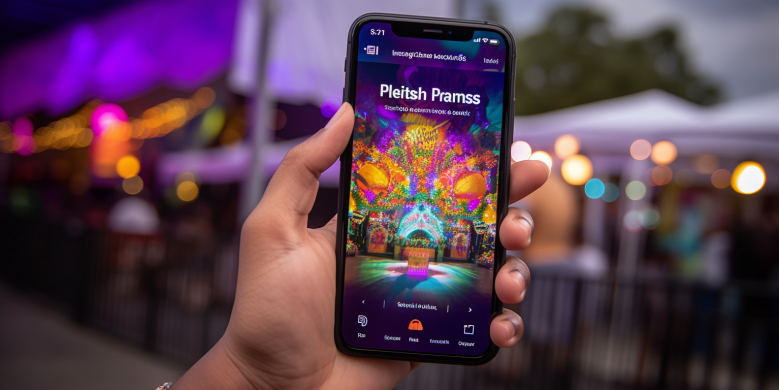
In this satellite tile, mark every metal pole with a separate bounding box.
[239,0,276,224]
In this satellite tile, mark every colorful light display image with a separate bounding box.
[345,60,504,307]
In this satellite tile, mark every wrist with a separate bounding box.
[171,337,260,390]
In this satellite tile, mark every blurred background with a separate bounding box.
[1,0,778,389]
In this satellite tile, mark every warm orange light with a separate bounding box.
[732,161,766,194]
[630,139,652,160]
[177,181,199,202]
[116,155,141,179]
[561,154,592,185]
[711,169,731,189]
[193,87,216,109]
[530,151,553,171]
[651,165,673,186]
[554,135,580,159]
[651,141,677,165]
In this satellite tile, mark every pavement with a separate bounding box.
[0,284,186,390]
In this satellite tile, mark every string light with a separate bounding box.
[630,139,652,160]
[511,141,532,162]
[554,134,579,159]
[651,141,677,165]
[561,154,592,185]
[732,161,766,194]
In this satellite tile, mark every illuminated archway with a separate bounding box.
[397,204,444,245]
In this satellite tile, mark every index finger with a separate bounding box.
[508,160,549,204]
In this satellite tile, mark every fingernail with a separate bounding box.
[503,317,520,336]
[324,103,349,129]
[518,218,532,244]
[516,209,534,237]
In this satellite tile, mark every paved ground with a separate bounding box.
[0,284,186,390]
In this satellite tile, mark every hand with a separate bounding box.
[172,103,549,390]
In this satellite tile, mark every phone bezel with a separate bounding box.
[334,13,516,365]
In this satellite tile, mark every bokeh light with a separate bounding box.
[122,175,143,195]
[530,151,553,171]
[711,169,731,189]
[602,183,619,202]
[177,181,199,202]
[651,141,677,165]
[193,87,216,109]
[626,181,647,200]
[554,134,580,159]
[651,165,673,186]
[585,178,605,199]
[693,154,718,174]
[624,210,643,232]
[200,107,225,141]
[641,207,661,229]
[511,141,532,162]
[90,103,128,136]
[630,139,652,160]
[116,155,140,179]
[675,168,695,188]
[13,116,33,136]
[561,154,593,185]
[731,161,766,194]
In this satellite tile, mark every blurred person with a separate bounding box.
[164,103,549,389]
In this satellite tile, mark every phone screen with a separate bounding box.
[341,21,508,357]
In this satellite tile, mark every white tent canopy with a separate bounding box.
[514,89,779,160]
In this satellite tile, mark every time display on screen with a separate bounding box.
[370,29,385,36]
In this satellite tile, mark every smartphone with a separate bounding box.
[334,13,516,365]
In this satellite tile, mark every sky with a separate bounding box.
[466,0,779,101]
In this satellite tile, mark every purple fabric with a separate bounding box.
[0,0,238,120]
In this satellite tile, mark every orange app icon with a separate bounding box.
[408,319,423,331]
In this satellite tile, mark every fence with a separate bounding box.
[2,215,778,389]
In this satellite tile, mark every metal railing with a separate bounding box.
[2,216,778,389]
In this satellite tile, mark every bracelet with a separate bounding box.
[155,383,173,390]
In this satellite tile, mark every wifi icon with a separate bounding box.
[482,38,488,43]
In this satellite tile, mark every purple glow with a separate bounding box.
[320,100,340,118]
[406,266,428,277]
[0,0,238,120]
[13,117,33,136]
[90,103,128,136]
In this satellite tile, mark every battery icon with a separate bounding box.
[489,39,499,46]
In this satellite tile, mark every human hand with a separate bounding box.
[172,103,549,390]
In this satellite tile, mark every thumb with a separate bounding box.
[256,102,354,229]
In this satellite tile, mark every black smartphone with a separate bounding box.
[334,13,516,365]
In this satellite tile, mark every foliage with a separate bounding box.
[514,6,722,115]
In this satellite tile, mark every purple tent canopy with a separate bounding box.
[0,0,238,120]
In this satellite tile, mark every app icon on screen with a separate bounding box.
[464,325,474,335]
[358,315,368,327]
